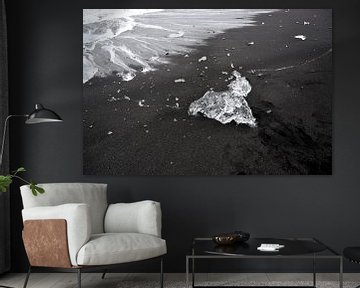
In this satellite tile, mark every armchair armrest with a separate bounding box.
[104,200,162,237]
[22,203,91,266]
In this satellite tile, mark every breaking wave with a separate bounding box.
[83,9,276,83]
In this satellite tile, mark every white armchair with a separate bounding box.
[20,183,166,288]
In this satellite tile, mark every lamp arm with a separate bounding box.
[0,114,28,169]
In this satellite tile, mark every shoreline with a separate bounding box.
[83,9,332,176]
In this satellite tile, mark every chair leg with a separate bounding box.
[77,269,81,288]
[23,266,31,288]
[101,270,107,279]
[160,257,164,288]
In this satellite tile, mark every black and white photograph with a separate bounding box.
[83,9,332,175]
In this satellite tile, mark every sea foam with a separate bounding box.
[83,9,276,84]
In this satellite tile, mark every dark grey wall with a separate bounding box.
[5,0,360,273]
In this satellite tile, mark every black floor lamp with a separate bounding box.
[0,103,63,167]
[0,103,62,288]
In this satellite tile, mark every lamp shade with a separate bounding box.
[25,104,63,124]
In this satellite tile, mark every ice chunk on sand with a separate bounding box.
[108,96,120,102]
[119,71,136,81]
[107,131,113,135]
[174,78,186,83]
[138,100,149,107]
[294,35,307,41]
[198,56,207,62]
[188,71,257,127]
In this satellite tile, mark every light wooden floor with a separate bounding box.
[1,273,359,288]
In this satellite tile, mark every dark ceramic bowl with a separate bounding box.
[212,234,237,245]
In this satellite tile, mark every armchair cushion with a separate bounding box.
[104,201,162,237]
[21,183,108,234]
[22,203,91,266]
[76,233,167,266]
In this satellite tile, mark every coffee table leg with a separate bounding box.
[313,255,316,287]
[186,257,189,288]
[192,257,195,288]
[339,257,343,288]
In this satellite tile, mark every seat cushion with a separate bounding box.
[344,247,360,263]
[76,233,167,266]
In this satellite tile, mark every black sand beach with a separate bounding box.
[83,9,332,175]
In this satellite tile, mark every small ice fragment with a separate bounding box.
[107,131,113,135]
[174,78,186,83]
[294,35,307,41]
[304,21,310,25]
[173,118,177,122]
[184,54,189,58]
[124,96,130,101]
[222,71,228,75]
[227,53,230,57]
[247,41,255,46]
[170,161,174,165]
[145,130,149,133]
[205,66,208,69]
[266,109,272,114]
[285,44,289,48]
[166,68,171,72]
[138,100,149,107]
[261,22,265,25]
[175,97,179,101]
[119,71,136,81]
[117,89,120,93]
[89,124,94,128]
[230,63,235,69]
[108,96,120,102]
[198,56,207,62]
[239,66,243,70]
